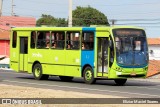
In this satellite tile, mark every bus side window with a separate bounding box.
[37,32,43,48]
[82,32,94,50]
[12,31,17,48]
[45,32,50,48]
[37,31,50,49]
[30,31,36,49]
[66,32,80,50]
[51,32,65,49]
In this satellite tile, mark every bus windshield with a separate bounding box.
[113,28,148,67]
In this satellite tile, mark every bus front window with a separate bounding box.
[113,29,148,67]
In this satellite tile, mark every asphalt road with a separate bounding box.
[1,70,160,98]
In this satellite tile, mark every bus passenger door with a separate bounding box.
[97,37,109,76]
[19,37,28,72]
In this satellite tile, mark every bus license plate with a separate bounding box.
[130,73,136,76]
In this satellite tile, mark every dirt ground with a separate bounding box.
[0,84,159,107]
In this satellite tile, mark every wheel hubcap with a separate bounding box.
[35,67,40,77]
[85,70,92,81]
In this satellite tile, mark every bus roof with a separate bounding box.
[11,26,144,31]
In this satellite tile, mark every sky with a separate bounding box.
[1,0,160,38]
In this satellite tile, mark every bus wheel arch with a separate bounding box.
[82,64,91,77]
[32,61,40,72]
[82,65,96,84]
[32,61,49,80]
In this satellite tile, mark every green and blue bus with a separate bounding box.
[10,26,149,85]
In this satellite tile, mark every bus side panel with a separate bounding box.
[81,27,95,73]
[10,61,19,72]
[65,50,81,77]
[81,51,94,68]
[48,50,65,75]
[28,49,66,75]
[10,31,19,72]
[41,64,59,75]
[10,48,19,71]
[27,63,32,74]
[65,66,81,77]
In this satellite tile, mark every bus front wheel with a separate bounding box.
[114,79,127,86]
[33,63,49,80]
[83,66,96,84]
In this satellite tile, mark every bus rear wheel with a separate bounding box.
[83,66,96,84]
[59,76,73,81]
[33,63,49,80]
[114,79,127,86]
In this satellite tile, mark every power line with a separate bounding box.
[134,25,160,28]
[113,18,160,21]
[14,7,67,14]
[115,22,160,25]
[19,0,67,5]
[11,0,160,7]
[73,1,160,7]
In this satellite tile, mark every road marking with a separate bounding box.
[3,79,160,97]
[135,86,160,91]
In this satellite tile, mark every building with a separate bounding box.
[148,38,160,60]
[147,38,160,77]
[0,25,10,58]
[0,16,36,57]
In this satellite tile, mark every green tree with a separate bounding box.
[56,18,68,27]
[36,14,67,27]
[36,14,57,26]
[73,6,109,26]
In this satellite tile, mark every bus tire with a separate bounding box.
[33,63,49,80]
[59,76,73,81]
[114,79,127,86]
[83,66,96,84]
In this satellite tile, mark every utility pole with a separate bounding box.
[0,0,3,16]
[68,0,72,27]
[110,19,116,26]
[11,0,15,16]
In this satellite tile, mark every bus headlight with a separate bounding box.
[116,71,122,75]
[116,67,122,72]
